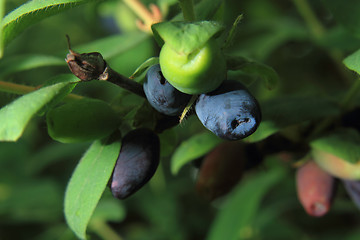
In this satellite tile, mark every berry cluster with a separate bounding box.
[65,21,261,201]
[144,64,261,140]
[64,22,360,218]
[110,63,261,199]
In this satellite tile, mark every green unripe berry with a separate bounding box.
[159,38,226,94]
[46,98,120,143]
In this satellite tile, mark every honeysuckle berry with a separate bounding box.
[111,128,160,199]
[159,38,227,94]
[195,80,261,140]
[143,64,192,116]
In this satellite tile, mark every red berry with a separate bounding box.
[296,160,335,217]
[196,141,247,201]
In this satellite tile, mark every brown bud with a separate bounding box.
[65,36,106,81]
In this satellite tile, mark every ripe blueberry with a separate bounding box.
[195,80,261,140]
[143,64,192,116]
[111,128,160,199]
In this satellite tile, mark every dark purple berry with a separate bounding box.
[111,128,160,199]
[195,80,261,140]
[143,64,192,116]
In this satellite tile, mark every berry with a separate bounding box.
[196,141,247,201]
[111,128,160,199]
[159,38,226,94]
[296,160,335,217]
[143,64,192,116]
[195,80,261,140]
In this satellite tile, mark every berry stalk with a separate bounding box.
[100,66,146,98]
[0,80,83,101]
[65,44,146,98]
[178,0,196,21]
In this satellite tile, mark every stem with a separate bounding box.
[101,67,146,98]
[0,0,5,58]
[179,94,198,123]
[123,0,154,26]
[292,0,325,39]
[0,80,35,95]
[89,219,123,240]
[178,0,196,21]
[0,80,83,101]
[292,0,352,84]
[339,78,360,111]
[222,14,243,49]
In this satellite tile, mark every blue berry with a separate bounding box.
[143,64,192,116]
[111,128,160,199]
[195,80,261,140]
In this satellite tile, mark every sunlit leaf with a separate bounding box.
[344,48,360,74]
[1,0,100,53]
[0,74,78,141]
[71,31,149,60]
[0,54,64,78]
[64,137,121,240]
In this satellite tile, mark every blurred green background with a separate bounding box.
[1,0,360,239]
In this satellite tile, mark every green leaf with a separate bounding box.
[71,31,149,60]
[0,0,5,57]
[130,57,159,80]
[206,167,285,240]
[64,138,121,240]
[152,21,224,54]
[1,0,100,52]
[194,0,223,20]
[247,96,340,142]
[226,56,279,90]
[172,0,223,21]
[46,98,121,143]
[90,198,126,222]
[323,0,360,38]
[344,48,360,74]
[0,74,78,141]
[0,54,64,78]
[222,14,244,49]
[310,128,360,164]
[171,132,223,174]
